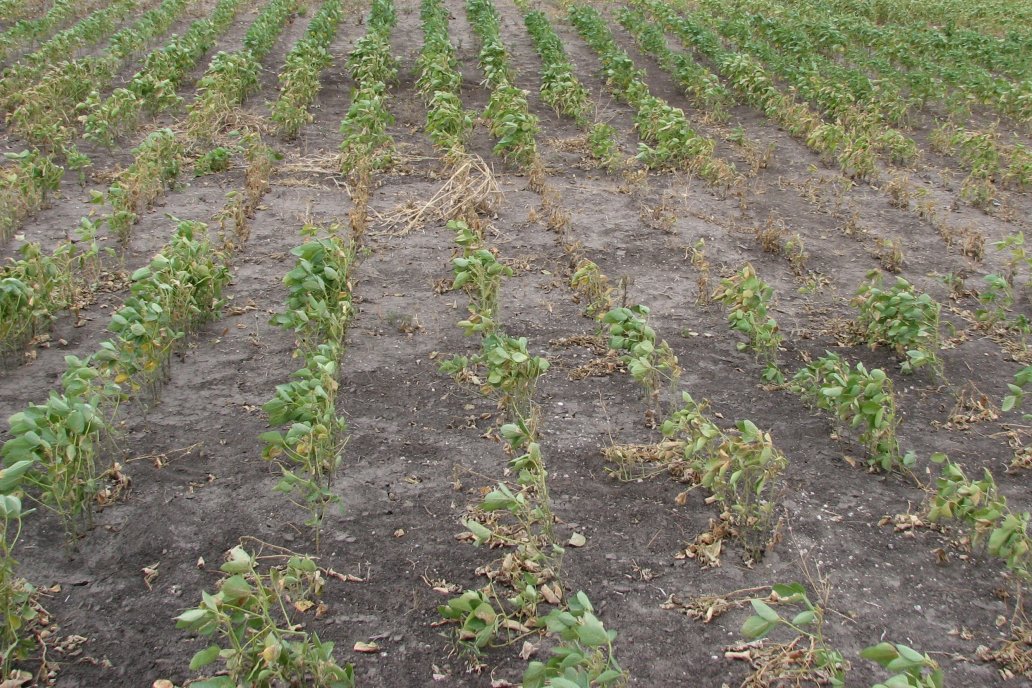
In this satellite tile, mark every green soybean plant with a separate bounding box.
[437,590,502,652]
[928,454,1032,584]
[449,220,512,336]
[662,392,786,561]
[0,462,39,679]
[854,270,942,375]
[269,235,355,347]
[860,643,944,688]
[175,546,354,687]
[603,304,680,403]
[713,263,782,381]
[441,333,550,419]
[790,352,905,473]
[1003,365,1032,416]
[523,591,626,688]
[1,356,118,542]
[261,343,347,542]
[739,583,848,686]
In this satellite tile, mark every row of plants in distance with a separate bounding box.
[568,4,738,184]
[81,0,248,148]
[339,0,398,173]
[0,0,135,106]
[465,0,539,167]
[634,0,908,180]
[271,0,346,138]
[0,0,100,62]
[416,0,473,157]
[519,6,623,170]
[8,0,199,165]
[187,0,300,141]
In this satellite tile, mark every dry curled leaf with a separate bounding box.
[353,641,380,653]
[142,563,159,591]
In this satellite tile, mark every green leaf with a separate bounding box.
[895,643,926,663]
[860,642,898,666]
[465,520,492,543]
[791,610,815,626]
[576,612,610,647]
[750,599,780,622]
[549,678,581,688]
[174,608,207,628]
[189,678,235,688]
[189,645,221,670]
[741,614,775,639]
[220,575,252,601]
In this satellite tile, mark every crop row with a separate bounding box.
[516,7,625,170]
[0,0,102,62]
[0,128,280,679]
[187,0,300,140]
[713,260,1032,593]
[417,0,472,157]
[572,242,951,686]
[8,0,197,163]
[436,213,625,684]
[82,0,247,147]
[615,6,731,123]
[680,0,1032,206]
[703,5,918,143]
[0,217,229,673]
[0,0,40,25]
[0,149,62,246]
[569,4,737,183]
[271,0,345,139]
[0,221,103,368]
[0,0,135,107]
[724,0,1031,122]
[105,127,183,243]
[521,7,589,124]
[466,0,539,167]
[339,0,397,174]
[635,0,913,180]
